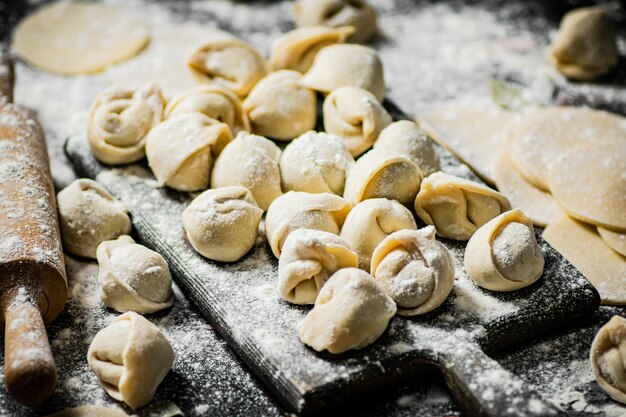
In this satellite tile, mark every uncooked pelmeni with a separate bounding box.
[374,120,441,176]
[280,131,354,195]
[465,209,544,292]
[182,186,263,262]
[265,191,352,258]
[299,267,396,354]
[343,150,423,206]
[145,113,232,192]
[294,0,377,43]
[303,44,385,101]
[340,198,417,270]
[96,235,174,314]
[187,39,268,97]
[211,132,282,211]
[243,70,317,140]
[597,227,626,257]
[414,172,511,241]
[88,84,165,165]
[269,26,354,73]
[57,179,132,259]
[278,229,358,304]
[323,86,392,157]
[590,316,626,404]
[87,312,174,409]
[370,226,455,315]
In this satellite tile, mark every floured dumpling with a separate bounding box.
[370,226,454,315]
[280,131,354,195]
[243,70,317,140]
[87,312,174,409]
[278,229,358,304]
[97,236,174,314]
[182,186,263,262]
[265,191,352,258]
[590,316,626,404]
[294,0,377,43]
[211,132,282,211]
[414,172,511,241]
[88,84,164,165]
[465,209,544,292]
[323,86,391,157]
[145,113,233,191]
[299,267,396,354]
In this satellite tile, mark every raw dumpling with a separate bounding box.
[590,315,626,404]
[188,39,268,97]
[465,209,544,292]
[370,226,454,315]
[211,132,282,211]
[164,84,250,134]
[57,179,132,259]
[550,7,618,81]
[344,150,423,206]
[303,44,385,101]
[323,86,392,157]
[299,267,396,354]
[340,198,417,270]
[145,113,232,192]
[374,120,441,176]
[182,186,263,262]
[280,131,354,195]
[265,191,352,258]
[96,235,174,314]
[243,70,317,140]
[294,0,377,43]
[278,229,358,304]
[269,26,354,73]
[414,172,511,241]
[87,312,174,409]
[88,84,164,165]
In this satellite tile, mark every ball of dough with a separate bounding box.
[269,26,354,73]
[182,186,263,262]
[188,39,268,97]
[323,86,392,157]
[265,191,352,258]
[279,229,358,304]
[280,131,355,195]
[414,172,511,241]
[87,312,174,409]
[88,83,165,165]
[294,0,377,43]
[57,179,131,259]
[550,7,618,81]
[243,70,317,141]
[590,315,626,404]
[211,132,283,211]
[96,235,174,314]
[145,113,233,192]
[299,267,396,354]
[303,44,385,101]
[465,209,544,292]
[370,226,455,316]
[340,198,417,270]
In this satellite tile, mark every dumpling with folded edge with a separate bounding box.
[294,0,377,43]
[590,315,626,405]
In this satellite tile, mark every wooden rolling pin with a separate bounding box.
[0,52,68,405]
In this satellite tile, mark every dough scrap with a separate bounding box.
[294,0,377,43]
[590,316,626,405]
[45,406,129,417]
[598,227,626,257]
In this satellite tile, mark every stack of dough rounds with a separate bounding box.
[370,226,455,315]
[182,186,263,262]
[87,312,174,409]
[590,316,626,404]
[323,86,392,157]
[88,84,165,165]
[57,179,132,259]
[211,132,282,211]
[243,70,317,140]
[299,268,396,354]
[294,0,377,43]
[145,113,233,191]
[280,131,354,195]
[96,235,175,314]
[278,229,358,304]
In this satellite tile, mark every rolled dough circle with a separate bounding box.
[598,227,626,257]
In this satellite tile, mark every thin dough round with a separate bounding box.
[45,406,129,417]
[597,227,626,257]
[294,0,377,43]
[590,316,626,404]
